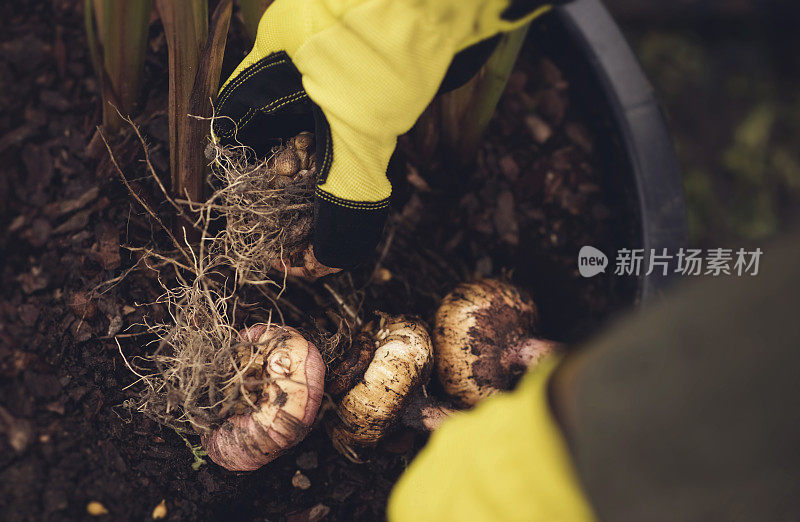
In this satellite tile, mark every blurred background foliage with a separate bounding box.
[605,0,800,245]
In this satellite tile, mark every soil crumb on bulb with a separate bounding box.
[434,279,560,407]
[202,324,325,471]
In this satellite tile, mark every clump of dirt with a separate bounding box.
[467,292,538,392]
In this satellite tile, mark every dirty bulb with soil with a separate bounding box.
[434,279,560,407]
[202,324,325,471]
[328,315,434,458]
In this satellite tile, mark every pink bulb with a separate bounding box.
[202,324,324,471]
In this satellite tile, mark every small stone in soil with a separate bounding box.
[58,186,99,216]
[499,155,520,181]
[69,291,96,319]
[18,266,49,294]
[372,267,393,284]
[23,218,52,248]
[8,215,26,233]
[5,417,33,453]
[106,314,123,337]
[91,223,121,270]
[292,470,311,490]
[494,191,519,245]
[537,88,567,124]
[53,209,91,235]
[330,481,358,503]
[86,501,109,516]
[524,114,553,144]
[3,351,37,378]
[70,319,93,343]
[18,304,39,327]
[405,164,430,192]
[541,58,567,88]
[400,193,424,226]
[45,401,65,415]
[152,499,167,519]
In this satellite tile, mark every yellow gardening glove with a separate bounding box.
[388,356,596,522]
[212,0,560,269]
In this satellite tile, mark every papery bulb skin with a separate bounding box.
[434,279,558,407]
[290,131,314,169]
[202,325,324,471]
[326,332,376,397]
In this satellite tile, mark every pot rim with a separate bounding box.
[551,0,689,303]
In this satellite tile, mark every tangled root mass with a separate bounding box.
[206,131,317,285]
[127,132,324,435]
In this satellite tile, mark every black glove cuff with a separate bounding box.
[213,51,314,152]
[312,190,389,269]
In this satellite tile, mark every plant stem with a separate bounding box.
[439,23,530,165]
[186,0,234,202]
[86,0,153,134]
[155,0,209,202]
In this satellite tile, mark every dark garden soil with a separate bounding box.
[0,2,621,521]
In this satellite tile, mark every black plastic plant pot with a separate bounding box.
[533,0,688,306]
